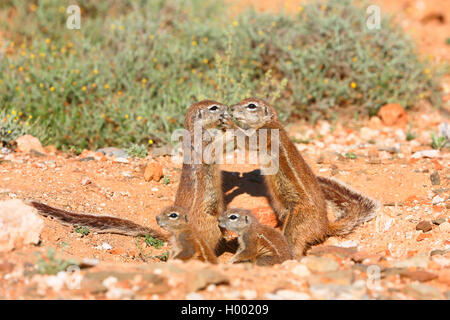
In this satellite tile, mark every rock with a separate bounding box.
[150,145,173,157]
[241,289,258,300]
[359,127,378,140]
[309,245,357,259]
[144,162,164,182]
[185,269,229,292]
[411,150,440,159]
[0,200,44,252]
[432,217,446,225]
[430,171,440,185]
[399,270,438,282]
[80,176,91,186]
[392,256,429,268]
[114,157,129,164]
[415,221,433,232]
[378,103,408,127]
[186,292,204,300]
[404,283,442,300]
[303,256,340,273]
[308,270,354,286]
[417,233,432,241]
[430,249,447,256]
[291,264,311,277]
[15,135,46,154]
[272,289,310,300]
[97,147,128,158]
[101,242,112,250]
[439,222,450,233]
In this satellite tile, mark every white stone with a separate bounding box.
[411,150,440,159]
[432,195,444,205]
[0,200,44,252]
[291,264,311,277]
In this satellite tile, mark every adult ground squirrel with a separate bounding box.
[156,205,218,263]
[218,208,292,266]
[228,98,379,257]
[29,101,230,251]
[30,201,167,240]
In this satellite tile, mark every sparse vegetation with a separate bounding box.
[144,235,165,249]
[126,144,148,158]
[406,130,417,141]
[345,152,357,159]
[431,132,448,150]
[73,225,90,236]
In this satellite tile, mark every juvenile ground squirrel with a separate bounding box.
[228,98,379,257]
[218,208,292,266]
[156,206,218,263]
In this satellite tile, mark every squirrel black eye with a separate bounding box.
[247,103,257,110]
[169,213,178,219]
[229,214,238,220]
[209,105,219,111]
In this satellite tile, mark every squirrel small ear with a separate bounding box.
[184,215,189,223]
[245,215,249,223]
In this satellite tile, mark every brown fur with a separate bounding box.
[30,201,167,240]
[173,100,230,253]
[156,206,218,264]
[218,208,292,266]
[229,98,379,257]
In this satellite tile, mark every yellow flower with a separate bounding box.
[320,5,327,11]
[19,111,23,116]
[298,6,304,12]
[72,81,76,85]
[50,86,55,91]
[137,116,142,120]
[58,6,65,13]
[424,68,430,74]
[60,47,66,53]
[124,114,129,119]
[153,58,158,63]
[350,82,357,89]
[9,65,14,69]
[104,84,109,89]
[149,35,154,40]
[18,67,23,72]
[352,57,358,62]
[119,25,124,31]
[148,139,154,145]
[258,30,264,36]
[82,86,87,91]
[40,83,44,88]
[40,52,46,57]
[323,79,329,84]
[45,38,51,44]
[11,110,16,115]
[29,54,35,59]
[29,115,33,119]
[192,40,198,46]
[271,22,276,27]
[8,130,11,134]
[202,58,208,64]
[110,24,116,30]
[92,83,96,88]
[20,51,26,57]
[233,21,239,27]
[141,78,147,84]
[202,37,208,43]
[93,69,98,75]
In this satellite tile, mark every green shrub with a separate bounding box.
[0,109,30,147]
[126,143,148,158]
[0,0,443,151]
[35,247,79,275]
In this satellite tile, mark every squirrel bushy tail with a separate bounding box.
[30,201,167,240]
[316,177,380,237]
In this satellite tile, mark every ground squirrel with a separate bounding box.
[156,205,218,263]
[227,98,379,257]
[218,208,292,266]
[30,201,167,240]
